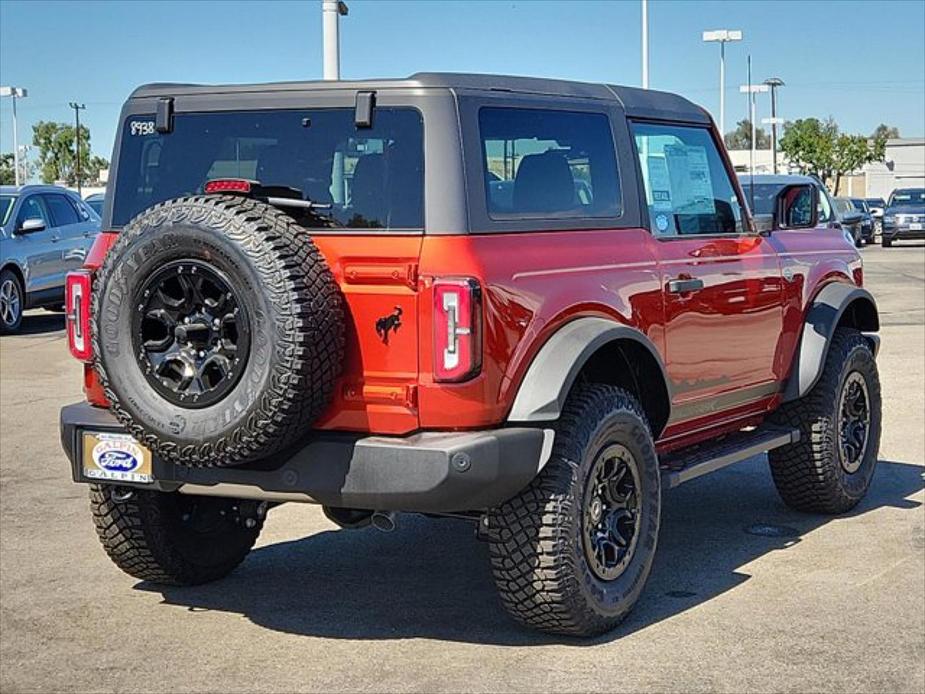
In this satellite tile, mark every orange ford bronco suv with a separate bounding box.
[60,74,881,636]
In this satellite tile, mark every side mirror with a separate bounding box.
[774,184,818,230]
[842,212,863,225]
[18,217,46,234]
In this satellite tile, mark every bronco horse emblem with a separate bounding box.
[375,306,403,344]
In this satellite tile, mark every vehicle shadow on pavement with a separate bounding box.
[143,457,924,646]
[5,311,65,336]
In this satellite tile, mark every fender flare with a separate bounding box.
[783,283,880,402]
[507,317,672,426]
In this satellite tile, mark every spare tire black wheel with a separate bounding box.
[92,195,344,467]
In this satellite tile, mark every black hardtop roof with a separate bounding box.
[128,72,710,124]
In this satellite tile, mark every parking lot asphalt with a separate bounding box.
[1,243,923,694]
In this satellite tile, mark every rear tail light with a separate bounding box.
[66,270,93,362]
[204,178,253,194]
[433,278,481,383]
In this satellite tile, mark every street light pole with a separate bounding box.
[1,86,29,186]
[702,29,742,137]
[641,0,649,89]
[68,102,86,195]
[322,1,349,80]
[740,64,768,174]
[763,77,785,174]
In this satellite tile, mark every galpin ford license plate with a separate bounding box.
[82,431,154,483]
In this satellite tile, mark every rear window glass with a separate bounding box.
[479,107,621,219]
[44,194,81,226]
[112,108,424,230]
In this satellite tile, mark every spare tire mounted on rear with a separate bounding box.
[92,195,344,467]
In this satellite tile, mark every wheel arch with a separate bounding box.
[506,317,672,438]
[0,262,25,290]
[782,282,880,402]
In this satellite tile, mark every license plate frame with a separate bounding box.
[909,223,923,231]
[81,431,154,484]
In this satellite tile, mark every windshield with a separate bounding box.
[850,199,868,212]
[0,196,14,227]
[112,108,424,230]
[738,183,780,215]
[888,189,925,206]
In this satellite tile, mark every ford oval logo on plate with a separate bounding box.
[82,432,153,483]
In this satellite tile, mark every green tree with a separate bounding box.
[31,121,92,186]
[0,153,14,185]
[871,123,900,140]
[779,117,886,191]
[724,119,770,150]
[85,155,110,184]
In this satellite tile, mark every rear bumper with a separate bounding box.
[60,402,553,513]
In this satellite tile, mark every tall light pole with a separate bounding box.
[641,0,649,89]
[1,86,29,186]
[68,102,86,195]
[740,60,768,174]
[322,1,349,80]
[702,29,742,138]
[763,77,785,174]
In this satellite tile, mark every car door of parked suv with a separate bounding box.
[43,192,94,273]
[631,121,784,425]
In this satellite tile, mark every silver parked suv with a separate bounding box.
[0,185,101,333]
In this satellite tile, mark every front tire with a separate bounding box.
[90,485,263,585]
[488,385,660,637]
[768,328,881,513]
[0,269,24,334]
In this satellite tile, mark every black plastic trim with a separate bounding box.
[60,402,551,513]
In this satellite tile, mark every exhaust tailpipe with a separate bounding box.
[370,511,397,533]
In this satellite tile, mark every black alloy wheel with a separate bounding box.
[583,443,642,581]
[838,371,870,474]
[132,260,250,409]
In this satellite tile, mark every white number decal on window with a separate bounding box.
[130,121,156,136]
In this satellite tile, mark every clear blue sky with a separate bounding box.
[1,0,924,169]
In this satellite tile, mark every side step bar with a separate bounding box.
[659,426,799,490]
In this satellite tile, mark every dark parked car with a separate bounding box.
[849,198,875,244]
[834,197,866,247]
[0,185,101,333]
[881,188,925,247]
[865,197,886,232]
[84,193,105,217]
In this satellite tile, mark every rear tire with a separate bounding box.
[89,485,263,585]
[488,385,660,637]
[768,328,881,514]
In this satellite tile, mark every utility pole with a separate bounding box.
[641,0,649,89]
[763,77,785,174]
[322,1,349,80]
[702,30,742,137]
[1,86,28,186]
[68,102,86,195]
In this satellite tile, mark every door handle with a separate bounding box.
[667,278,705,294]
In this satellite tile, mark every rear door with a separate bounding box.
[630,121,785,424]
[109,95,431,434]
[43,193,92,273]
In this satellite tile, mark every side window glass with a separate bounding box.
[632,122,744,235]
[479,107,622,219]
[43,194,81,226]
[16,196,50,230]
[818,192,833,222]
